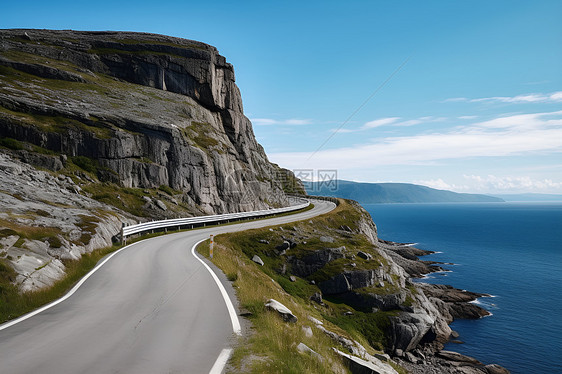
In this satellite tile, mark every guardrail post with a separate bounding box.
[121,222,126,245]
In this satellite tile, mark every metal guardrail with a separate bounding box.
[288,194,340,206]
[120,197,310,243]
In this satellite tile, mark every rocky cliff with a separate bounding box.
[0,29,303,291]
[0,29,302,214]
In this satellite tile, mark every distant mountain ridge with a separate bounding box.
[306,180,504,204]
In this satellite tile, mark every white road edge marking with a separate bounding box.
[209,348,233,374]
[191,239,242,336]
[0,241,138,331]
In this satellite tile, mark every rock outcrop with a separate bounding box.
[0,153,131,291]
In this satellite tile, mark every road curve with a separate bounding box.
[0,199,335,374]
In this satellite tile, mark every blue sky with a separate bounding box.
[2,0,561,193]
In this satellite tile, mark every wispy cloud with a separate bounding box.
[356,116,447,131]
[414,178,469,191]
[443,97,468,103]
[361,117,401,129]
[415,175,562,193]
[463,174,562,192]
[251,118,313,126]
[269,110,562,170]
[443,91,562,104]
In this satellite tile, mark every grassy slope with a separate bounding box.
[198,199,407,374]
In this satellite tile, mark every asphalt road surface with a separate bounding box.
[0,199,335,374]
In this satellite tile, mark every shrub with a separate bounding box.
[0,137,24,150]
[71,156,97,174]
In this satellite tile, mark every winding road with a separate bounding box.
[0,199,335,374]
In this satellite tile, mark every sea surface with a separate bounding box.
[364,202,562,374]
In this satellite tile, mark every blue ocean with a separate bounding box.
[364,202,562,374]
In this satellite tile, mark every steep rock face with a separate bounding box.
[0,29,301,214]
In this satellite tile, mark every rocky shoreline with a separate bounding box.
[378,240,507,373]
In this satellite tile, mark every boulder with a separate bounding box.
[276,241,290,251]
[436,350,482,365]
[389,312,435,353]
[308,316,324,326]
[319,236,335,243]
[357,251,372,260]
[334,348,398,374]
[265,299,297,323]
[404,352,420,364]
[155,199,167,211]
[302,326,313,338]
[252,255,264,266]
[310,292,323,304]
[485,364,510,374]
[297,343,323,361]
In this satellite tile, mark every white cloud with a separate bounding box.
[442,97,468,103]
[444,91,562,104]
[463,175,562,193]
[359,116,447,130]
[394,119,422,127]
[471,110,562,130]
[362,117,401,129]
[550,92,562,101]
[414,175,562,193]
[458,115,478,120]
[414,178,469,191]
[269,110,562,172]
[251,118,312,126]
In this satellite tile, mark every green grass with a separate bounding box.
[324,308,395,351]
[82,183,149,217]
[197,239,348,374]
[158,185,178,196]
[71,156,98,174]
[0,243,121,323]
[76,215,100,245]
[0,218,62,246]
[0,137,24,150]
[181,122,222,152]
[198,198,406,372]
